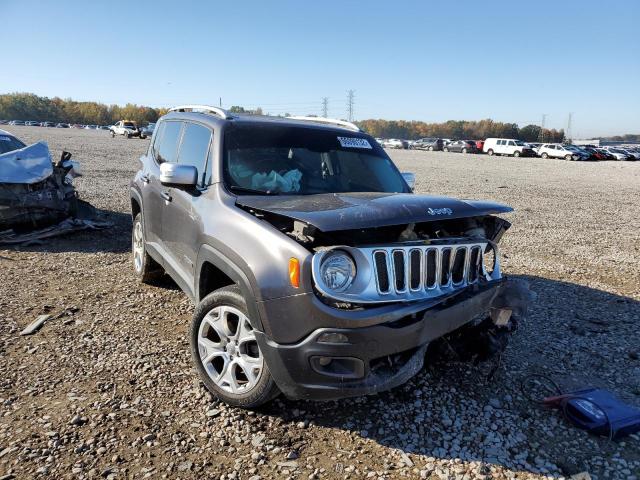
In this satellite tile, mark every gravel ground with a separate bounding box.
[1,126,639,480]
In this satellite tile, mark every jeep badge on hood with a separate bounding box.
[427,207,453,215]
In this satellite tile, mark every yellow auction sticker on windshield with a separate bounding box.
[337,137,372,149]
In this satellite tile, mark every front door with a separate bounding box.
[161,121,213,285]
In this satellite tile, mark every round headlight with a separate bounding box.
[319,250,356,292]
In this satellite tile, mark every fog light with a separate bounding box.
[317,332,349,344]
[318,357,332,366]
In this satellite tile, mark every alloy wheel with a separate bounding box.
[197,306,263,394]
[133,220,144,273]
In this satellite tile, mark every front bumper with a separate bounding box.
[256,278,531,400]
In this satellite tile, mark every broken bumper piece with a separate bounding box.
[255,278,535,400]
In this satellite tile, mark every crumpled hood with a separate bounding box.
[236,192,512,231]
[0,142,53,184]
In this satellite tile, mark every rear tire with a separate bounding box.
[132,213,162,283]
[462,148,467,154]
[191,286,280,408]
[444,147,449,152]
[487,149,494,156]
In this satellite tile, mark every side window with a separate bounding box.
[508,140,515,146]
[178,122,212,186]
[151,122,166,159]
[497,140,504,146]
[156,121,183,164]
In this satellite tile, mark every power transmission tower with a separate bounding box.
[321,97,329,117]
[566,113,573,143]
[347,90,355,121]
[538,114,547,142]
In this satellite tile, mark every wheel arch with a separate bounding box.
[130,188,143,219]
[196,244,265,333]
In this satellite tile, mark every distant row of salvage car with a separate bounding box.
[377,137,639,161]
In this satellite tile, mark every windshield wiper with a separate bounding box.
[228,185,279,196]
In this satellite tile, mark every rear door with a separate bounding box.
[162,121,213,285]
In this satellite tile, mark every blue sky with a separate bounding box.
[1,0,638,137]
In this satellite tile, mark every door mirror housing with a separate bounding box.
[401,172,416,191]
[160,163,198,187]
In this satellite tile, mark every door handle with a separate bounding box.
[160,191,172,202]
[140,174,150,184]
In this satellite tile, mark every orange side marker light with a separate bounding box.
[289,258,300,288]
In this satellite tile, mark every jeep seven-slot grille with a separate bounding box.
[311,241,496,304]
[372,244,484,296]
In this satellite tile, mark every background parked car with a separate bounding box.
[412,137,443,151]
[8,120,25,126]
[382,138,408,149]
[444,140,477,153]
[580,146,606,160]
[483,138,536,157]
[538,144,583,160]
[139,122,155,139]
[110,120,142,138]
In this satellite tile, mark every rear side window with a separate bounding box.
[178,122,212,186]
[156,121,183,164]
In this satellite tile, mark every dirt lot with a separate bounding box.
[1,126,639,480]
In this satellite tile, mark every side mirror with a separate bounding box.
[160,162,197,187]
[401,172,416,191]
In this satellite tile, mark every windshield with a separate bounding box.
[223,124,410,195]
[0,134,26,154]
[514,140,526,146]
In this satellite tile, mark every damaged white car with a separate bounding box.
[0,129,110,244]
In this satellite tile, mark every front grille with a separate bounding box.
[371,242,488,298]
[312,240,498,304]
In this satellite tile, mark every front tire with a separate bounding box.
[428,146,434,151]
[513,151,521,157]
[444,147,449,152]
[191,286,280,408]
[565,154,573,161]
[541,152,549,159]
[132,213,162,283]
[462,148,467,154]
[487,149,494,156]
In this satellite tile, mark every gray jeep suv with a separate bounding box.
[130,106,530,408]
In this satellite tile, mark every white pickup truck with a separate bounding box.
[110,120,143,139]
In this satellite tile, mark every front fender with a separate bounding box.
[195,244,265,333]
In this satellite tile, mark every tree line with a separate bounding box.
[2,92,568,142]
[0,93,167,126]
[355,118,565,142]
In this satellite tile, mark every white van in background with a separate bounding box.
[483,138,536,157]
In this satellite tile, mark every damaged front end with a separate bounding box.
[0,142,110,244]
[255,202,533,375]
